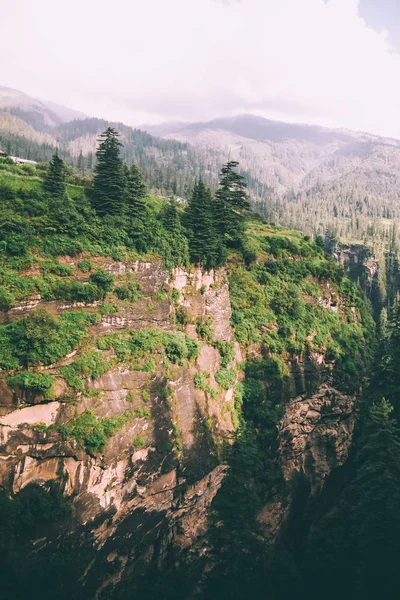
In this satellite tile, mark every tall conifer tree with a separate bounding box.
[44,152,66,198]
[214,160,250,246]
[125,163,147,218]
[92,128,125,216]
[185,180,223,269]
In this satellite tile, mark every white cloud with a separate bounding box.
[1,0,400,136]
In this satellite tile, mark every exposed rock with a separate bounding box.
[278,384,356,493]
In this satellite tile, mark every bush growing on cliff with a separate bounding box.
[58,409,132,453]
[7,371,56,399]
[0,309,100,370]
[60,350,109,391]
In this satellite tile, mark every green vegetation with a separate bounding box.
[60,350,109,391]
[228,225,375,387]
[97,328,199,366]
[114,281,141,302]
[133,435,146,449]
[215,368,236,390]
[7,371,56,399]
[58,409,132,453]
[214,340,235,367]
[77,259,92,272]
[0,308,99,370]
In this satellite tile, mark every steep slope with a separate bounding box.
[0,163,374,598]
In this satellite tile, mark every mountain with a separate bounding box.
[0,85,86,131]
[143,113,399,195]
[2,86,400,248]
[144,113,400,244]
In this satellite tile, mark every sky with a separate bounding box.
[1,0,400,137]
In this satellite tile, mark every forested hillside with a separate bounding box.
[4,86,400,262]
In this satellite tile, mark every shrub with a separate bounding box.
[214,340,235,367]
[89,269,114,299]
[196,317,213,342]
[7,371,56,399]
[41,260,73,277]
[114,282,141,302]
[215,368,236,390]
[77,259,93,273]
[133,435,145,449]
[0,308,99,370]
[0,288,14,310]
[60,350,109,391]
[58,409,132,453]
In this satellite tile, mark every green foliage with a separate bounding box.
[59,409,132,453]
[43,153,66,198]
[41,260,73,277]
[185,179,224,269]
[214,161,250,248]
[7,371,56,399]
[0,308,99,370]
[97,327,199,367]
[89,269,114,299]
[77,259,93,273]
[114,281,141,302]
[214,340,235,367]
[60,351,109,391]
[0,287,14,310]
[133,435,145,449]
[228,228,375,387]
[194,372,210,390]
[91,127,126,216]
[196,317,213,342]
[134,407,151,419]
[215,368,236,390]
[99,303,119,314]
[125,162,147,218]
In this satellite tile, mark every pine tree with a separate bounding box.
[185,180,224,269]
[349,399,400,597]
[77,150,85,175]
[92,128,125,217]
[304,399,400,600]
[160,198,189,268]
[214,161,250,246]
[43,152,66,198]
[125,163,147,218]
[370,303,400,419]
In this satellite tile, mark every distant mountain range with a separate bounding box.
[2,85,400,242]
[0,86,86,130]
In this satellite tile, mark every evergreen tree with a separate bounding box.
[370,303,400,419]
[77,150,85,175]
[347,399,400,598]
[43,152,66,198]
[91,128,125,217]
[125,163,147,218]
[185,180,224,269]
[304,399,400,600]
[160,198,189,268]
[214,161,250,246]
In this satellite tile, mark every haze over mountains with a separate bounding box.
[2,85,400,242]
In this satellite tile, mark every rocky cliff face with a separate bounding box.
[0,252,369,597]
[0,258,240,596]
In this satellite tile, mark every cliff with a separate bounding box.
[0,226,375,599]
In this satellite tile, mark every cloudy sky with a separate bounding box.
[1,0,400,136]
